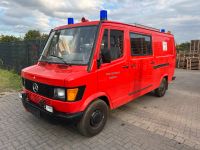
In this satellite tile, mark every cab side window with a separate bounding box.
[130,33,152,56]
[110,30,123,60]
[100,29,108,52]
[100,29,124,63]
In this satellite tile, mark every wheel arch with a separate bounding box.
[160,74,169,89]
[80,92,112,112]
[98,96,110,107]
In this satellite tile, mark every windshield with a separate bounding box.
[39,26,97,65]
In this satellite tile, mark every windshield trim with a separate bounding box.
[38,60,88,66]
[54,25,98,32]
[87,22,101,72]
[54,21,99,31]
[38,25,99,66]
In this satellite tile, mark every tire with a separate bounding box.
[77,99,108,137]
[155,78,168,97]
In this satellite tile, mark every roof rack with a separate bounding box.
[130,23,160,32]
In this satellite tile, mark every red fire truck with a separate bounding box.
[19,10,176,136]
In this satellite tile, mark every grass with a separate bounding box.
[0,68,21,93]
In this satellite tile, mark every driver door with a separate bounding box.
[97,26,130,108]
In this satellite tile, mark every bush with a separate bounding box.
[0,68,21,92]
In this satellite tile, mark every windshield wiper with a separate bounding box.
[49,55,71,66]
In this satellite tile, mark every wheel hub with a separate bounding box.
[90,110,104,127]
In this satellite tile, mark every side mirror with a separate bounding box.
[101,49,111,63]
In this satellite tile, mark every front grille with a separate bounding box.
[23,78,55,99]
[22,78,85,102]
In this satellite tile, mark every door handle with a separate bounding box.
[122,65,129,69]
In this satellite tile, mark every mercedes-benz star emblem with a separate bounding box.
[33,83,39,93]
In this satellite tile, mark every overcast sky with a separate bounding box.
[0,0,199,43]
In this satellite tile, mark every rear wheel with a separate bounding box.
[155,78,168,97]
[77,99,108,137]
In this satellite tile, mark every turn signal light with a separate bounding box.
[67,88,78,101]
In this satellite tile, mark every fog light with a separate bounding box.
[45,105,53,113]
[18,93,23,99]
[18,92,27,100]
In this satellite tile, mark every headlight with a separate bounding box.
[54,86,85,102]
[67,88,78,101]
[54,88,66,100]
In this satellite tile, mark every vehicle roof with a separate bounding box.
[54,20,173,36]
[54,21,100,30]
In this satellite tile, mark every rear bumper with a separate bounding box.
[20,92,83,121]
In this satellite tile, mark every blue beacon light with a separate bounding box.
[68,18,74,25]
[160,29,166,33]
[100,10,107,20]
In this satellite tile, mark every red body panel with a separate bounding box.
[21,20,176,114]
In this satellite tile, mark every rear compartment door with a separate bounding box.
[97,26,130,108]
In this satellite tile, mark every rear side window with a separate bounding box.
[130,33,152,56]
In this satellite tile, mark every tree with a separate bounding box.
[0,35,21,42]
[40,33,49,41]
[24,30,41,41]
[176,42,190,52]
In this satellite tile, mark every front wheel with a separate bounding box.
[77,99,108,137]
[155,78,168,97]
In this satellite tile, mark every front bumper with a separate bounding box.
[20,92,83,121]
